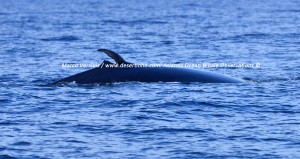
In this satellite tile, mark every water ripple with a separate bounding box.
[40,35,80,42]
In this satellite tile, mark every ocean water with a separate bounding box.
[0,0,300,158]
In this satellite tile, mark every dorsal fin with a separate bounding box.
[97,49,128,65]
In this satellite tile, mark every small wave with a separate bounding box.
[240,33,272,39]
[102,19,167,25]
[260,137,290,142]
[241,76,300,82]
[0,154,18,159]
[65,139,87,144]
[221,33,273,43]
[0,121,19,126]
[272,9,300,13]
[51,121,68,125]
[11,141,31,146]
[75,124,113,132]
[0,146,6,151]
[0,12,10,15]
[161,40,174,45]
[141,128,209,134]
[165,101,222,107]
[222,33,300,44]
[40,35,80,42]
[257,110,300,114]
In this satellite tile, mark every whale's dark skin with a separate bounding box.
[52,49,243,84]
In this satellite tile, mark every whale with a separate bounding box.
[52,49,243,84]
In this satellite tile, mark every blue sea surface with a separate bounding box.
[0,0,300,158]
